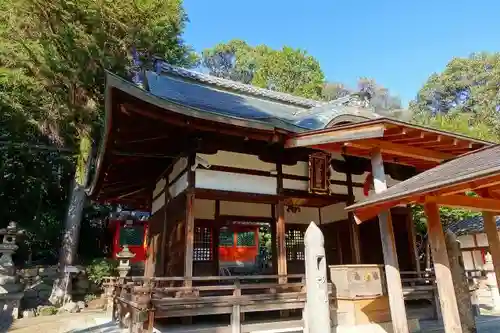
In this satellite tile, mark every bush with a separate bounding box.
[84,293,99,303]
[38,305,58,316]
[86,258,117,286]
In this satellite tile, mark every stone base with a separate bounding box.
[0,292,24,320]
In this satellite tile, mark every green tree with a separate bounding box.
[1,0,196,304]
[411,52,500,137]
[202,39,269,84]
[202,40,324,99]
[252,46,325,99]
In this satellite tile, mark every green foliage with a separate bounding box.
[84,293,99,303]
[202,40,324,99]
[86,258,117,286]
[252,46,325,99]
[412,112,497,142]
[0,0,195,264]
[38,305,58,316]
[410,52,500,138]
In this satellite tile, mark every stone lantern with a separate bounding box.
[116,245,135,278]
[0,221,25,319]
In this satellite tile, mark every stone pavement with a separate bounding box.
[4,312,500,333]
[6,311,124,333]
[420,315,500,333]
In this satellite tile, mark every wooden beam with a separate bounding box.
[285,123,386,148]
[429,195,500,213]
[184,192,195,287]
[424,201,463,333]
[347,139,455,163]
[370,148,409,333]
[482,212,500,293]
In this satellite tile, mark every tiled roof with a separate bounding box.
[159,63,323,108]
[448,215,500,236]
[146,62,383,131]
[347,144,500,211]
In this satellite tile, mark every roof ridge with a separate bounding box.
[158,62,324,108]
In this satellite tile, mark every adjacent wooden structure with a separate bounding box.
[89,64,492,332]
[347,144,500,333]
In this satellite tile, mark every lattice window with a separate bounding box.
[237,231,256,247]
[285,228,305,261]
[193,226,212,261]
[119,226,144,246]
[219,229,234,246]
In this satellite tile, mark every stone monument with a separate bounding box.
[0,221,24,319]
[304,222,331,333]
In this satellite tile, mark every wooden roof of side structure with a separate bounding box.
[345,144,500,222]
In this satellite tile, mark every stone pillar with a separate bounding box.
[0,222,25,320]
[484,252,500,310]
[304,222,331,333]
[445,230,476,333]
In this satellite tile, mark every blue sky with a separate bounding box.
[182,0,500,106]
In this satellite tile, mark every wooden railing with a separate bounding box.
[106,274,312,333]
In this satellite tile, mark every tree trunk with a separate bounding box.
[49,133,91,306]
[49,179,86,305]
[444,230,476,333]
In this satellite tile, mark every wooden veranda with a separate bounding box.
[346,144,500,333]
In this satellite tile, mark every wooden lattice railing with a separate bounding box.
[104,274,310,333]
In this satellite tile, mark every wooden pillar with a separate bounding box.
[407,209,421,275]
[276,201,287,283]
[370,148,409,333]
[213,200,221,275]
[425,201,462,333]
[482,211,500,292]
[276,156,287,283]
[346,168,361,264]
[271,205,278,274]
[184,192,195,287]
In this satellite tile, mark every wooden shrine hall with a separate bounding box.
[88,62,493,333]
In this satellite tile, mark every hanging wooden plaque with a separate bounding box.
[308,152,330,194]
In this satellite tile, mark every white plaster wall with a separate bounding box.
[320,202,349,224]
[197,151,275,172]
[169,172,188,198]
[153,178,166,198]
[284,206,320,224]
[152,193,165,214]
[169,157,188,183]
[283,179,308,191]
[282,161,308,177]
[195,169,277,195]
[194,199,215,220]
[220,201,272,217]
[458,235,476,248]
